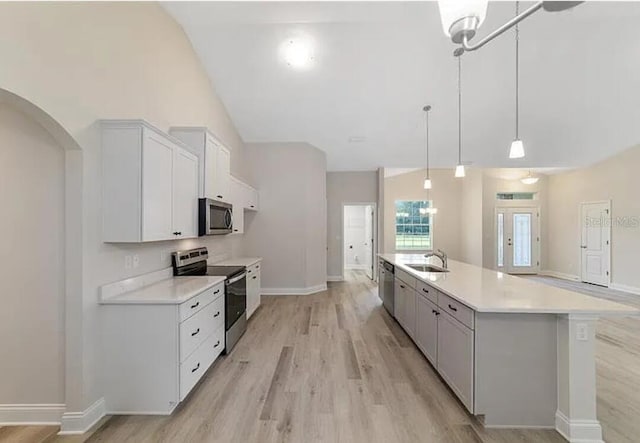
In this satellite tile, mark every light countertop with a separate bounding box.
[379,253,639,316]
[211,257,262,267]
[100,275,226,305]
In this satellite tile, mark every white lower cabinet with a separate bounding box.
[393,273,475,413]
[415,294,438,367]
[246,261,261,318]
[437,310,475,412]
[102,282,225,414]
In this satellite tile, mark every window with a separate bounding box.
[395,200,433,250]
[496,192,536,200]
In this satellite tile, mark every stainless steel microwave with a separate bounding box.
[198,198,232,235]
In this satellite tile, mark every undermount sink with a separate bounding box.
[405,263,449,273]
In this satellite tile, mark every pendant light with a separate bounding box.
[521,170,539,185]
[454,48,466,178]
[423,105,433,190]
[422,105,438,214]
[509,2,525,159]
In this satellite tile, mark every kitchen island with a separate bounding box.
[379,253,638,443]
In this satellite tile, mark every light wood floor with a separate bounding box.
[3,272,639,443]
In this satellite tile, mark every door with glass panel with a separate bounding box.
[496,208,539,274]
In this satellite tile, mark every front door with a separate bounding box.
[496,207,539,274]
[580,201,610,286]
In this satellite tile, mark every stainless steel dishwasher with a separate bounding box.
[378,260,395,316]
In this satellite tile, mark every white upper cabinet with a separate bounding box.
[102,120,199,242]
[170,128,232,203]
[172,147,199,238]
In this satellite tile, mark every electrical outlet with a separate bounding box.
[124,255,132,270]
[576,323,589,341]
[132,254,140,269]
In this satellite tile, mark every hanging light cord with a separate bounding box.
[457,53,462,165]
[515,1,520,140]
[424,108,430,179]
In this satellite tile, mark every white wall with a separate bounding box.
[0,104,65,405]
[383,168,462,259]
[0,2,246,421]
[459,168,483,267]
[547,144,640,290]
[326,171,378,279]
[244,142,327,293]
[343,206,368,269]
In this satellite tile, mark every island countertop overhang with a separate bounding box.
[379,253,639,316]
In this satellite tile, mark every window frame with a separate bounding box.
[394,200,434,252]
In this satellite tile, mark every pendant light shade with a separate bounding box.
[438,0,488,41]
[509,139,525,159]
[423,178,432,189]
[455,164,466,178]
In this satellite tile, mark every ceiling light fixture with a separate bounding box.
[454,48,465,178]
[438,0,583,52]
[281,37,314,69]
[520,170,539,185]
[509,2,525,159]
[423,105,433,190]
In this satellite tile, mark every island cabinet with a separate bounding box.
[394,269,417,339]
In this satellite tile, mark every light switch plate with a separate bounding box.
[576,323,589,341]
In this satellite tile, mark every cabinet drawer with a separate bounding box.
[246,262,261,275]
[396,269,417,289]
[179,295,225,362]
[438,292,475,330]
[178,282,224,322]
[179,325,225,401]
[416,280,438,305]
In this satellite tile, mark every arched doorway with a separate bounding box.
[0,89,83,427]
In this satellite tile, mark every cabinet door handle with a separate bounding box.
[400,284,406,289]
[191,362,200,373]
[256,265,260,269]
[214,289,220,295]
[214,340,221,348]
[214,311,220,318]
[422,288,429,293]
[432,309,440,316]
[217,195,223,199]
[448,304,457,312]
[191,301,200,310]
[173,231,179,236]
[191,328,200,337]
[177,232,182,236]
[252,276,257,280]
[250,205,255,208]
[248,270,252,274]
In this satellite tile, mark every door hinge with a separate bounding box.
[537,236,540,242]
[605,209,610,214]
[606,240,610,245]
[537,261,540,266]
[606,271,610,276]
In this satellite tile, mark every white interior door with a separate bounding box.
[580,201,610,286]
[496,207,539,274]
[364,205,374,279]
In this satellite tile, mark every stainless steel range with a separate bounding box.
[172,247,247,353]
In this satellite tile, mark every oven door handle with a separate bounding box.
[226,272,247,285]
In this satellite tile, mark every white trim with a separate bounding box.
[609,282,640,296]
[0,404,65,425]
[539,270,581,282]
[345,264,368,270]
[327,275,344,282]
[59,397,106,435]
[341,202,377,281]
[483,424,554,430]
[261,284,327,296]
[579,200,611,287]
[555,410,603,443]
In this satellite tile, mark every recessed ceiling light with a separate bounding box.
[281,37,314,69]
[348,136,367,143]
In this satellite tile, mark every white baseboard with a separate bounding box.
[327,275,344,282]
[555,410,603,443]
[539,270,580,282]
[610,282,640,296]
[261,284,327,296]
[345,264,368,270]
[59,397,106,435]
[0,403,65,425]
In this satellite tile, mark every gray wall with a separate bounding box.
[245,142,327,292]
[326,171,378,279]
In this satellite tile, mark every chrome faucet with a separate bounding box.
[425,249,447,269]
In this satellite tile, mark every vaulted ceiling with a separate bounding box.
[164,1,640,171]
